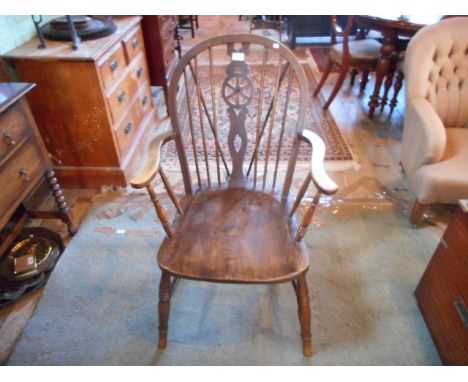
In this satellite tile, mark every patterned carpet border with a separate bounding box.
[302,62,353,161]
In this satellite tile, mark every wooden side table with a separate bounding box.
[415,203,468,365]
[0,83,77,256]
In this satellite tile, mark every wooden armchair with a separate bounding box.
[313,16,382,109]
[131,34,338,356]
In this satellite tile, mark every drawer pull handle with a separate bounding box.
[109,59,118,72]
[117,91,126,103]
[136,67,143,78]
[142,95,148,106]
[19,168,31,181]
[454,298,468,328]
[132,37,139,49]
[124,122,133,135]
[3,131,17,146]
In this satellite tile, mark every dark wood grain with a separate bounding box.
[140,16,178,114]
[415,207,468,365]
[159,188,309,283]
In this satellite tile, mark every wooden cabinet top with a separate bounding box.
[0,83,35,114]
[4,16,141,62]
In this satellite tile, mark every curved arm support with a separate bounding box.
[130,131,175,189]
[291,130,338,242]
[401,98,446,177]
[299,129,339,195]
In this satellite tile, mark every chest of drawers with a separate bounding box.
[4,16,158,188]
[415,206,468,365]
[0,83,76,236]
[141,16,178,112]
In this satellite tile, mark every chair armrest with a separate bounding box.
[299,129,338,195]
[402,98,446,176]
[130,131,175,189]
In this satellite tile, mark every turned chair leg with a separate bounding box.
[349,69,358,86]
[409,200,430,227]
[293,275,313,357]
[313,60,334,98]
[158,271,172,349]
[380,69,395,112]
[359,70,369,93]
[389,69,404,113]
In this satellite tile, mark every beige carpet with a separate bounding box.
[6,188,441,365]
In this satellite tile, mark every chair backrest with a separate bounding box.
[330,15,355,59]
[167,34,309,198]
[404,17,468,127]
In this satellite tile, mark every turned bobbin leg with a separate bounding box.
[360,70,369,93]
[45,169,77,236]
[158,270,172,349]
[389,69,404,113]
[349,69,358,86]
[294,275,313,356]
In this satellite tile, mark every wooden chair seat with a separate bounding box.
[159,188,309,284]
[330,38,382,67]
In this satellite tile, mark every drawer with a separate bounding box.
[0,136,47,215]
[107,72,138,124]
[114,97,142,156]
[138,83,153,118]
[129,53,150,89]
[0,102,32,163]
[123,26,144,64]
[98,42,127,90]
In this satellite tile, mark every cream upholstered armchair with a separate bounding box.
[402,17,468,225]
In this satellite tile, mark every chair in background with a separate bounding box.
[178,16,199,38]
[401,17,468,225]
[130,34,338,356]
[249,16,284,42]
[313,16,382,110]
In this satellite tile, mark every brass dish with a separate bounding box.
[0,236,60,281]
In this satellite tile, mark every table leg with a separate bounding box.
[368,34,396,118]
[380,56,397,112]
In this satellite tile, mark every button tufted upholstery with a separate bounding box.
[402,17,468,225]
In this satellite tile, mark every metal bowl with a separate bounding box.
[0,236,60,281]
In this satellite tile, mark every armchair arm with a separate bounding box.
[130,130,179,238]
[402,98,446,176]
[293,130,338,241]
[299,129,339,195]
[130,130,175,189]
